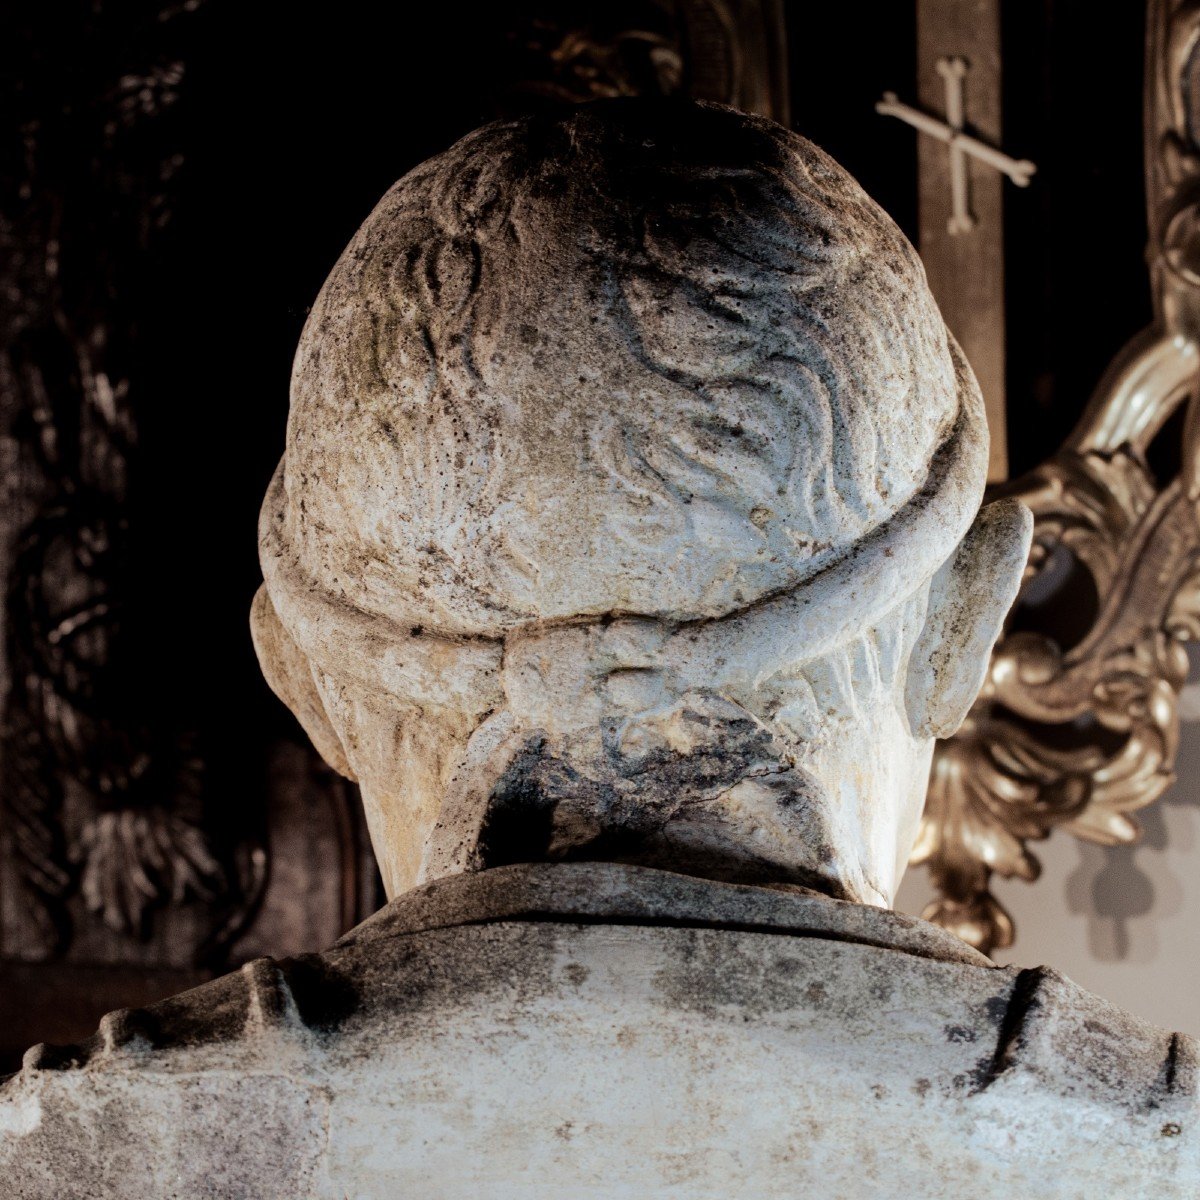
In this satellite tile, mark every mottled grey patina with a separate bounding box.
[3,865,1196,1197]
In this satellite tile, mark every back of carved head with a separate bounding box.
[274,99,966,638]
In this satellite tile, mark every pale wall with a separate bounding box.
[897,658,1200,1038]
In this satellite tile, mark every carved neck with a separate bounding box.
[407,690,930,910]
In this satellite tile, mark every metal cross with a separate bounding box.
[876,56,1036,235]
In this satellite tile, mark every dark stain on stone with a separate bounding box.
[280,954,360,1035]
[144,971,251,1050]
[1163,1031,1181,1096]
[970,966,1046,1093]
[20,1041,87,1071]
[1149,1030,1198,1112]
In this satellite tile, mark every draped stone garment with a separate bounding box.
[1,863,1196,1198]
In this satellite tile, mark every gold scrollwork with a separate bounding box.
[918,0,1200,955]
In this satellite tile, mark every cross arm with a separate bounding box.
[875,92,1037,188]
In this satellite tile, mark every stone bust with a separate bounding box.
[3,100,1196,1198]
[252,96,1024,909]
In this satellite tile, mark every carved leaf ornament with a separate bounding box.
[917,0,1200,954]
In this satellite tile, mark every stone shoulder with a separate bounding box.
[3,865,1193,1124]
[6,861,994,1075]
[1,884,1196,1198]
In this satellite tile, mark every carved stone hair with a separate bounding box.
[269,99,964,640]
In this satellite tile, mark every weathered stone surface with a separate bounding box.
[5,99,1192,1196]
[276,104,960,636]
[253,99,1031,904]
[2,865,1196,1198]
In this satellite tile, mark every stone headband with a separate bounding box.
[257,337,988,719]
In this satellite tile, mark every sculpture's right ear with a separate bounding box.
[904,499,1033,739]
[250,585,357,780]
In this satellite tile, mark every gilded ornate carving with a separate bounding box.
[919,0,1200,955]
[500,1,788,121]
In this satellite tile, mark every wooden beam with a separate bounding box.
[917,0,1008,481]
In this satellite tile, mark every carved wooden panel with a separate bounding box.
[492,0,787,118]
[0,0,379,1068]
